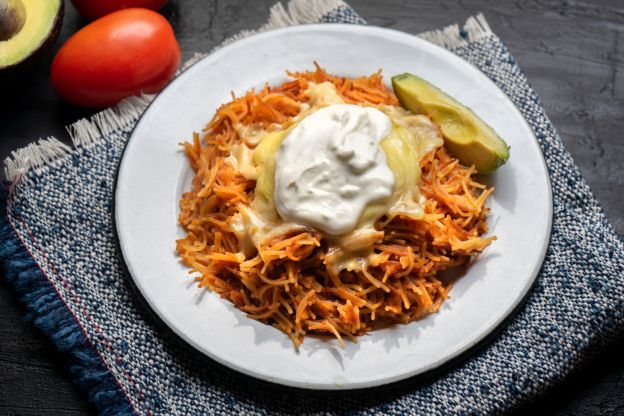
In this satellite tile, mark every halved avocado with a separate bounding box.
[0,0,64,70]
[392,73,510,173]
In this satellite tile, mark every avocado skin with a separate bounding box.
[0,1,64,83]
[392,73,510,173]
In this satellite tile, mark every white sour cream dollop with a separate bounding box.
[274,104,394,236]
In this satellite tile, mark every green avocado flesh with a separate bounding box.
[391,73,510,173]
[0,0,63,69]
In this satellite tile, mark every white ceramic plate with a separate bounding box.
[115,24,552,390]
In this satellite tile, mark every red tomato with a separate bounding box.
[71,0,170,21]
[51,8,180,108]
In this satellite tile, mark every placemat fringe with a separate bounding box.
[91,94,155,138]
[67,119,104,149]
[466,13,493,42]
[3,94,154,183]
[3,138,71,182]
[419,12,493,50]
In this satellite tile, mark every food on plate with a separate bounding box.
[71,0,170,21]
[0,0,63,71]
[177,64,499,347]
[51,8,180,108]
[392,73,510,173]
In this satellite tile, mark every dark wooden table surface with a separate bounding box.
[1,1,622,414]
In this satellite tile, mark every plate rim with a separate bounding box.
[113,23,553,390]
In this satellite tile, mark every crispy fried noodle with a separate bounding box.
[176,64,496,347]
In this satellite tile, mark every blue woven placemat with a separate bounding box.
[2,1,623,415]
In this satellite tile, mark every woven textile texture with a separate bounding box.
[2,1,623,415]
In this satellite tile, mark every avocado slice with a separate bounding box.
[0,0,63,70]
[392,73,510,173]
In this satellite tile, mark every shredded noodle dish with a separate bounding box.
[176,64,495,347]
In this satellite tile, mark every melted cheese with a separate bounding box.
[225,143,261,180]
[305,81,345,106]
[226,82,443,270]
[229,205,306,258]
